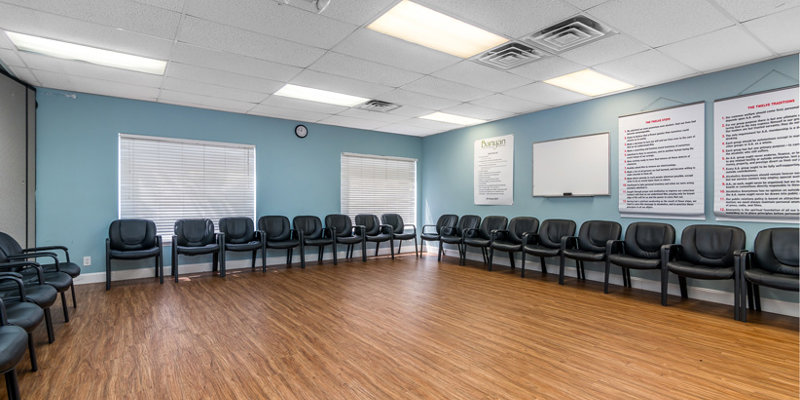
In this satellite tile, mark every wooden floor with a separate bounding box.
[10,253,799,400]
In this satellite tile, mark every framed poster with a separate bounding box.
[474,134,514,205]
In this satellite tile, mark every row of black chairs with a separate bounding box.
[106,213,419,289]
[420,214,798,322]
[0,233,81,400]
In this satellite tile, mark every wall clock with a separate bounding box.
[295,124,308,139]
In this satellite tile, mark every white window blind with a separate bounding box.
[119,134,255,240]
[341,152,417,226]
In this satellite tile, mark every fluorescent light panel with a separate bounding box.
[5,31,166,75]
[544,69,633,96]
[368,0,508,58]
[274,84,369,107]
[421,112,486,126]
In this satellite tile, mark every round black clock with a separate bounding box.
[295,124,308,138]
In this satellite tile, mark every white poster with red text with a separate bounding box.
[714,86,800,222]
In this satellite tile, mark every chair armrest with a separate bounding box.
[0,261,44,284]
[216,233,225,248]
[0,275,26,299]
[403,224,417,235]
[289,229,299,241]
[354,225,367,236]
[379,224,394,235]
[605,240,625,257]
[156,235,163,249]
[171,235,178,248]
[0,272,23,278]
[521,232,539,246]
[24,245,71,262]
[561,236,579,251]
[297,229,305,242]
[421,224,437,235]
[14,251,60,271]
[254,230,266,243]
[0,299,7,325]
[660,244,683,267]
[322,227,335,239]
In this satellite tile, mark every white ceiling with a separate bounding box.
[0,0,797,137]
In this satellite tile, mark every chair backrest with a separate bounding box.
[381,214,404,234]
[174,219,216,247]
[109,219,157,251]
[456,215,482,237]
[577,220,622,252]
[506,217,539,244]
[436,214,459,235]
[293,216,323,239]
[478,216,508,239]
[219,217,255,244]
[623,222,675,259]
[355,214,381,235]
[0,232,23,259]
[259,216,292,241]
[325,214,355,237]
[537,219,576,248]
[753,228,799,275]
[680,224,746,267]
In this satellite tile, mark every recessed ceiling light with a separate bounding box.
[544,69,633,96]
[367,0,508,58]
[274,84,369,107]
[420,112,486,126]
[5,31,166,75]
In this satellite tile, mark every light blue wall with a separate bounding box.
[35,90,423,273]
[421,55,799,302]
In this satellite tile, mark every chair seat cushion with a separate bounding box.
[0,325,27,372]
[304,238,333,246]
[5,302,44,331]
[336,236,364,245]
[0,285,57,308]
[667,260,734,279]
[608,254,661,269]
[365,234,392,242]
[21,270,72,291]
[463,238,490,247]
[562,249,606,262]
[225,241,262,251]
[491,240,521,252]
[42,261,81,277]
[439,235,462,244]
[522,244,560,257]
[266,240,299,249]
[176,244,220,255]
[110,246,161,260]
[744,269,799,291]
[420,233,440,241]
[393,232,416,240]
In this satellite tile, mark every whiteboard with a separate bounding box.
[532,132,610,197]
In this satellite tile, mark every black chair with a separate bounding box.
[355,214,395,259]
[106,219,163,290]
[3,235,80,309]
[258,216,301,270]
[325,214,366,262]
[0,233,74,322]
[463,216,508,268]
[172,219,224,282]
[737,228,798,322]
[0,262,57,344]
[0,274,44,372]
[439,215,481,265]
[560,220,622,285]
[0,298,28,400]
[489,216,539,272]
[293,216,337,268]
[520,219,575,278]
[219,217,264,272]
[604,222,675,295]
[420,214,458,260]
[662,224,746,319]
[382,214,419,257]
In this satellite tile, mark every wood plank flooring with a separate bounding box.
[10,254,799,400]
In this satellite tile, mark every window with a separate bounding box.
[341,152,417,225]
[119,134,255,240]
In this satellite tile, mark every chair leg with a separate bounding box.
[263,247,269,272]
[251,249,257,270]
[520,250,527,278]
[361,239,367,262]
[5,370,20,400]
[397,240,402,254]
[604,260,611,294]
[71,282,77,308]
[173,246,179,282]
[487,247,494,271]
[660,266,669,306]
[746,282,754,309]
[389,239,394,260]
[332,244,338,266]
[438,243,443,262]
[317,246,323,263]
[61,291,70,323]
[740,273,748,322]
[679,277,688,299]
[540,257,548,275]
[44,308,55,343]
[28,332,37,372]
[299,244,306,269]
[375,242,380,256]
[508,252,516,270]
[558,255,566,285]
[753,285,762,311]
[106,253,112,291]
[626,269,633,287]
[414,236,419,257]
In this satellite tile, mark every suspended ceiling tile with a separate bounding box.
[132,0,186,12]
[183,0,357,49]
[659,26,773,72]
[248,103,332,123]
[0,31,15,49]
[713,0,799,22]
[414,0,579,38]
[470,93,550,114]
[19,52,165,87]
[166,62,284,93]
[505,81,589,106]
[442,103,515,121]
[259,95,349,114]
[432,61,530,92]
[35,69,161,101]
[559,34,650,66]
[290,69,396,99]
[401,76,493,102]
[377,89,460,110]
[7,66,40,86]
[169,43,301,82]
[588,0,734,47]
[332,29,461,75]
[1,0,182,40]
[563,0,609,10]
[302,0,397,26]
[385,104,436,118]
[404,117,463,131]
[376,123,442,137]
[318,114,387,130]
[176,16,325,67]
[744,7,800,54]
[0,48,24,67]
[158,89,256,113]
[594,49,697,86]
[337,108,411,124]
[509,56,586,81]
[308,52,423,87]
[162,77,268,103]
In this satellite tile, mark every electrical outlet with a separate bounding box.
[83,256,91,266]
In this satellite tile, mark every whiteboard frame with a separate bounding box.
[532,132,610,197]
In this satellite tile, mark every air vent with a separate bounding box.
[523,16,611,53]
[356,99,401,112]
[476,41,546,70]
